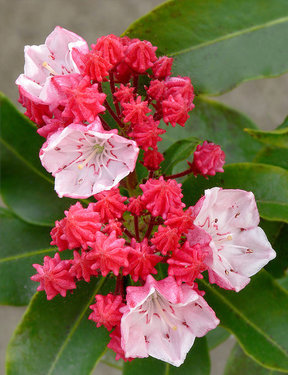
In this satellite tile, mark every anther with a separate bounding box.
[42,62,57,75]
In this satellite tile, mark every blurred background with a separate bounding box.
[1,0,288,374]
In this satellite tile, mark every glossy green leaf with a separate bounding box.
[159,98,262,164]
[0,207,55,305]
[254,147,288,171]
[0,144,73,226]
[125,0,288,95]
[264,223,288,279]
[245,127,288,148]
[0,94,74,226]
[123,337,210,375]
[278,276,288,291]
[199,271,288,372]
[206,326,230,351]
[162,137,201,175]
[0,93,49,178]
[224,343,286,375]
[253,117,288,169]
[182,163,288,223]
[6,277,111,375]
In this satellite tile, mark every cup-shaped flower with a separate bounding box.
[188,187,276,292]
[120,275,219,366]
[16,26,88,106]
[40,122,139,198]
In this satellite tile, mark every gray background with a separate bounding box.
[1,0,288,374]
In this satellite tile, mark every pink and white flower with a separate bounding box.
[40,121,139,198]
[120,275,219,367]
[16,26,88,106]
[188,188,276,292]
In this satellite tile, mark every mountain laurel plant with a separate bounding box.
[1,1,288,374]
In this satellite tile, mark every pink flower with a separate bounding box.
[120,275,219,366]
[86,231,129,276]
[123,239,163,282]
[69,250,98,282]
[50,202,101,251]
[151,226,180,255]
[167,242,208,285]
[89,294,125,331]
[40,122,139,198]
[125,40,157,73]
[152,56,173,80]
[16,26,88,107]
[93,187,127,222]
[140,177,185,219]
[190,141,225,177]
[31,253,76,300]
[188,188,276,292]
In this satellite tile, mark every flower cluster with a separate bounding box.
[18,27,276,367]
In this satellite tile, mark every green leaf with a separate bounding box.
[182,163,288,223]
[0,93,74,226]
[159,98,262,164]
[206,326,230,351]
[253,117,288,169]
[123,337,210,375]
[224,343,286,375]
[162,137,201,175]
[0,207,55,305]
[278,276,288,291]
[254,146,288,171]
[264,223,288,279]
[125,0,288,95]
[6,277,111,375]
[245,127,288,148]
[199,271,288,372]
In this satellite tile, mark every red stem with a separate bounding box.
[115,274,124,298]
[133,74,139,93]
[109,72,121,117]
[145,216,155,239]
[148,171,154,179]
[123,227,133,239]
[104,99,124,128]
[134,216,140,242]
[164,167,193,180]
[100,116,111,131]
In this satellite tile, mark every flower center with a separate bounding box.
[78,144,105,169]
[42,62,57,76]
[152,294,177,331]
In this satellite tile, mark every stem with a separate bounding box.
[148,171,154,179]
[126,169,138,196]
[145,216,155,239]
[99,116,111,131]
[115,274,124,298]
[134,216,140,242]
[104,99,124,128]
[109,72,121,117]
[133,74,139,93]
[123,227,133,239]
[164,167,193,180]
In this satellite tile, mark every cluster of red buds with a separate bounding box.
[17,27,275,367]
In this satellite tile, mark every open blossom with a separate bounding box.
[188,188,276,292]
[16,26,88,109]
[120,275,219,366]
[40,122,139,198]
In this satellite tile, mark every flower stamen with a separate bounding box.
[42,61,57,75]
[78,144,105,169]
[153,294,177,331]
